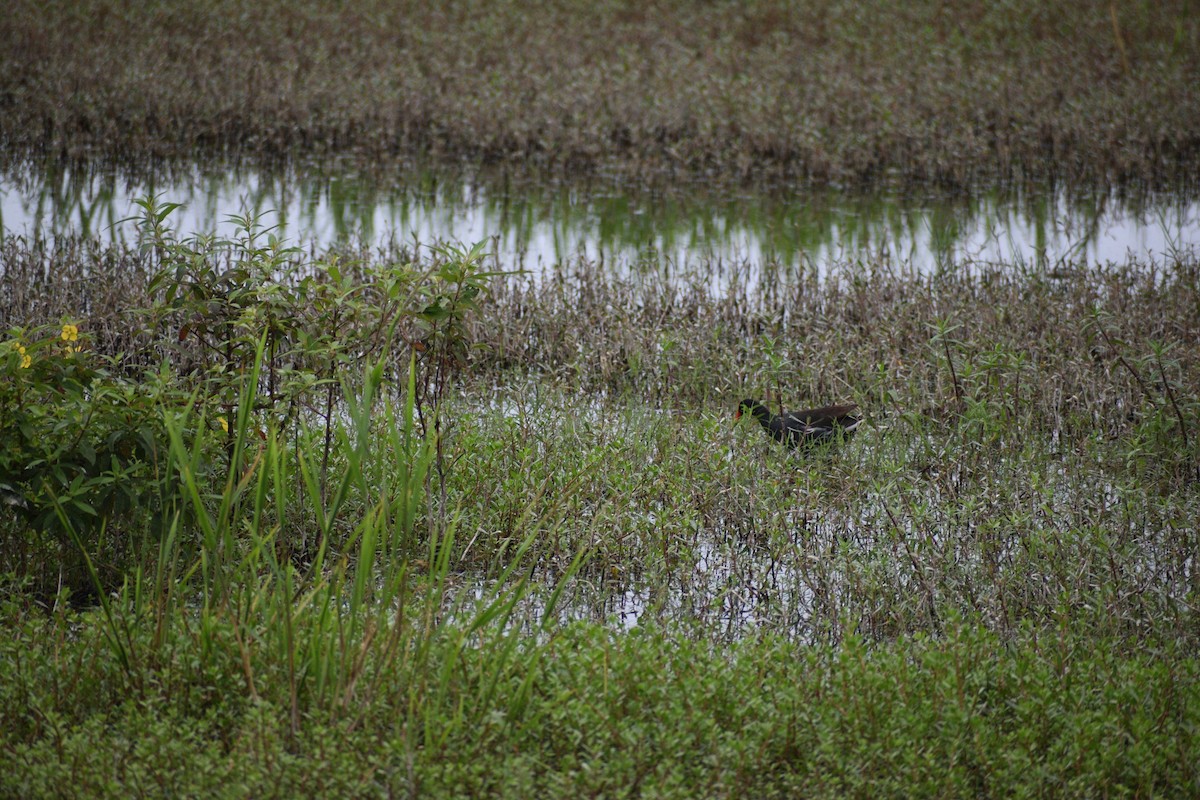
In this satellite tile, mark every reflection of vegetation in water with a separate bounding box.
[1,157,1196,271]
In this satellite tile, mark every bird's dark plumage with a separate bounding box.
[736,399,861,449]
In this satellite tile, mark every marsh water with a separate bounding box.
[3,159,1199,281]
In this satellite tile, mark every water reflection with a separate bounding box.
[2,158,1197,274]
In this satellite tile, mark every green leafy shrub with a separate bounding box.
[0,322,173,600]
[1,198,506,601]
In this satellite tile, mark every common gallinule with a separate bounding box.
[736,399,862,449]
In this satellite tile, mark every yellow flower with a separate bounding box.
[13,343,31,369]
[61,324,79,342]
[218,416,229,433]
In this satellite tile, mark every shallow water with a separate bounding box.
[2,159,1198,278]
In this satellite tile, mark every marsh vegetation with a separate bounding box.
[2,1,1200,796]
[4,0,1200,185]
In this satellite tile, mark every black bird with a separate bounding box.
[736,399,862,449]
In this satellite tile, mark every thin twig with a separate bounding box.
[1109,1,1131,76]
[1096,319,1153,400]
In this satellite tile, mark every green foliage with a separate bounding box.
[1,203,1198,796]
[0,323,173,597]
[2,611,1197,798]
[1,200,507,600]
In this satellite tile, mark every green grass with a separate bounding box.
[2,0,1199,185]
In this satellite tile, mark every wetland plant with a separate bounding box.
[1,205,1198,797]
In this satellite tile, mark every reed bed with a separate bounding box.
[3,0,1199,185]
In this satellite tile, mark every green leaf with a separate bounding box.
[78,439,96,467]
[71,498,98,517]
[422,301,450,321]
